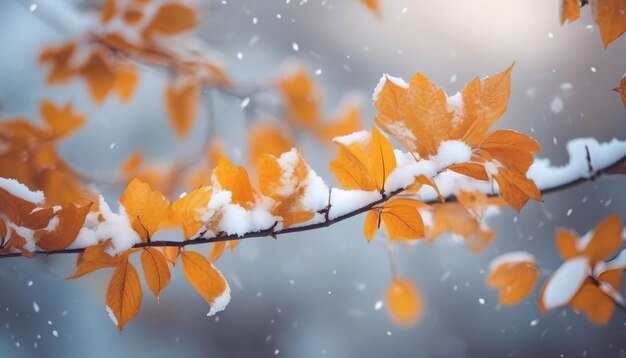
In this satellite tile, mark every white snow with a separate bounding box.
[488,251,536,272]
[0,178,45,204]
[528,138,626,190]
[207,267,231,316]
[372,74,408,102]
[328,189,381,219]
[550,96,564,113]
[106,305,118,326]
[333,130,370,146]
[542,256,589,310]
[430,140,472,170]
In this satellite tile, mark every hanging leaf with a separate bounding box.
[181,251,230,315]
[164,79,199,138]
[486,252,539,305]
[385,277,423,326]
[120,178,170,241]
[213,156,256,209]
[105,256,143,331]
[35,201,92,251]
[141,248,171,300]
[370,126,396,193]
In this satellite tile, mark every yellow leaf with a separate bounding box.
[171,185,213,239]
[371,126,396,192]
[448,162,488,181]
[592,0,626,48]
[106,257,142,331]
[486,255,538,305]
[208,242,226,263]
[480,129,540,173]
[329,135,377,191]
[277,68,321,129]
[492,166,541,211]
[363,210,379,242]
[213,156,256,209]
[181,251,229,313]
[165,79,199,138]
[381,201,424,240]
[385,277,423,326]
[120,178,170,240]
[141,248,171,300]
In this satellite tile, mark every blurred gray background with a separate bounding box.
[1,0,626,357]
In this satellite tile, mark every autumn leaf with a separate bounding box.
[35,201,92,251]
[181,251,230,315]
[141,248,171,300]
[165,79,199,138]
[330,141,377,191]
[321,103,363,141]
[385,277,423,326]
[171,185,213,239]
[101,0,117,24]
[40,101,86,139]
[81,51,117,104]
[277,67,321,129]
[592,0,626,48]
[106,256,143,331]
[213,156,256,209]
[142,3,197,38]
[120,178,169,241]
[208,242,226,263]
[365,199,426,242]
[371,127,396,192]
[561,0,581,25]
[38,42,77,84]
[486,252,539,305]
[68,240,119,279]
[247,122,293,168]
[360,0,381,17]
[115,64,138,102]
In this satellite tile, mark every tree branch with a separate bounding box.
[2,153,625,259]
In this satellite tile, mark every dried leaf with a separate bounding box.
[592,0,626,48]
[561,0,581,25]
[35,201,92,251]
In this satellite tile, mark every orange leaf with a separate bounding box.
[448,162,488,181]
[329,135,377,191]
[40,101,86,139]
[247,122,293,167]
[106,256,143,331]
[115,65,138,102]
[381,200,424,240]
[141,248,171,300]
[35,201,92,251]
[486,253,539,305]
[569,281,615,324]
[385,277,423,326]
[480,129,541,173]
[81,51,117,104]
[363,210,379,242]
[371,126,396,192]
[492,166,541,211]
[208,242,226,263]
[101,0,117,23]
[68,241,119,279]
[282,211,315,228]
[321,104,362,140]
[561,0,581,24]
[171,185,213,239]
[163,246,181,265]
[555,228,580,260]
[181,251,230,315]
[143,3,197,38]
[583,214,623,264]
[38,42,77,84]
[120,178,170,240]
[277,68,321,129]
[164,79,199,138]
[592,0,626,48]
[213,156,256,209]
[452,64,514,146]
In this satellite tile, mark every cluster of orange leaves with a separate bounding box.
[561,0,625,48]
[39,0,229,138]
[487,215,625,325]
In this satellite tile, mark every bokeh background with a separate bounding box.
[1,0,626,357]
